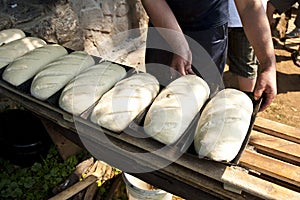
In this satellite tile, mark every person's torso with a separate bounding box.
[166,0,228,30]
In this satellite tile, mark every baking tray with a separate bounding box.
[184,91,263,165]
[125,90,262,166]
[80,68,162,134]
[231,92,262,164]
[0,51,132,108]
[0,39,262,166]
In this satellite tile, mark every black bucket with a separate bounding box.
[0,109,52,167]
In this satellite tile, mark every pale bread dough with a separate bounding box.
[90,72,159,132]
[144,75,210,145]
[2,44,68,86]
[0,29,26,46]
[0,37,46,69]
[194,88,253,162]
[30,51,95,100]
[59,61,127,115]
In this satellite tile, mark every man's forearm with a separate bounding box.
[141,0,181,31]
[235,0,276,71]
[141,0,189,56]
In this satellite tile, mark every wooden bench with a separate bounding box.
[0,82,299,199]
[238,117,300,196]
[140,116,300,199]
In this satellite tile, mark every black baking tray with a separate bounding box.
[61,64,261,166]
[123,90,262,166]
[231,92,262,164]
[81,69,161,133]
[0,37,262,165]
[0,51,132,106]
[185,91,262,165]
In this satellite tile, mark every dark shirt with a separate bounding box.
[166,0,229,31]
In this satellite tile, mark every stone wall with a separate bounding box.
[0,0,148,69]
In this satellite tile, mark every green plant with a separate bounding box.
[0,144,88,200]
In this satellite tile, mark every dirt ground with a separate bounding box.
[254,12,300,128]
[224,26,300,129]
[254,38,300,128]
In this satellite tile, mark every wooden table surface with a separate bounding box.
[1,81,299,200]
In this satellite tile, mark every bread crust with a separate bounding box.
[0,29,26,46]
[30,51,95,100]
[2,44,68,86]
[0,37,47,69]
[194,88,253,162]
[90,72,160,132]
[144,75,210,145]
[59,61,127,115]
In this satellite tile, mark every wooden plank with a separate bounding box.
[221,166,300,200]
[175,154,300,199]
[254,116,300,144]
[41,118,83,160]
[2,84,300,199]
[249,130,300,165]
[239,149,300,187]
[49,175,98,200]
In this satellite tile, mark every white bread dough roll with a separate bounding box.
[0,29,26,46]
[0,37,46,69]
[194,88,253,162]
[2,44,68,86]
[90,72,159,132]
[59,61,127,115]
[144,75,210,145]
[30,51,95,100]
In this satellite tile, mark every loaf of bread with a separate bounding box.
[0,28,26,46]
[59,61,127,116]
[2,44,68,86]
[90,72,160,132]
[30,51,95,100]
[143,75,210,145]
[194,88,253,162]
[0,37,46,69]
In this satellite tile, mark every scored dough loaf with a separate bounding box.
[30,51,95,100]
[144,75,210,145]
[59,61,127,116]
[90,72,160,132]
[0,29,26,46]
[2,44,68,86]
[0,37,46,69]
[194,88,253,162]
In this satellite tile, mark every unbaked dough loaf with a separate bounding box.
[30,51,95,100]
[2,44,68,86]
[144,75,210,145]
[0,37,46,69]
[90,72,160,132]
[194,88,253,162]
[0,29,26,46]
[59,61,127,116]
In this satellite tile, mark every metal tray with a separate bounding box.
[126,90,262,165]
[0,48,261,166]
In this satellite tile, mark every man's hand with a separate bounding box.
[254,68,277,111]
[170,50,194,76]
